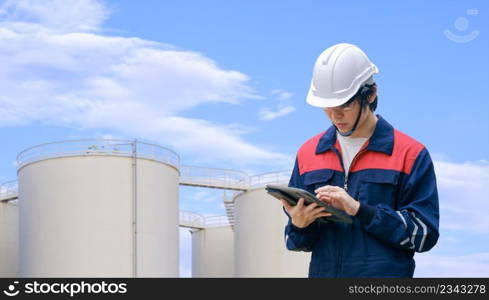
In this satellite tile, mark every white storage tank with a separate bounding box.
[191,220,234,278]
[233,171,310,277]
[0,181,19,277]
[16,140,180,277]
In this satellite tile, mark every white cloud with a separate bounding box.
[271,89,293,100]
[0,0,289,167]
[259,89,296,120]
[433,159,489,233]
[415,252,489,277]
[258,105,295,121]
[409,159,489,277]
[0,0,110,32]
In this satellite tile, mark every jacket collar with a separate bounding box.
[315,114,394,155]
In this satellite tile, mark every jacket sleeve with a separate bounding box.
[284,157,320,252]
[355,148,440,252]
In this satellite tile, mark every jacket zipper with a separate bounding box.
[329,148,344,277]
[332,143,368,277]
[343,147,367,192]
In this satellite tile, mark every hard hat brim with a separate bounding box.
[306,88,358,108]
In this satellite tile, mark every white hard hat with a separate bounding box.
[306,43,379,108]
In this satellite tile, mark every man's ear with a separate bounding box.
[368,86,377,103]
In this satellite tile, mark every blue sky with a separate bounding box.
[1,0,488,277]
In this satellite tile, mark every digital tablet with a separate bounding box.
[266,184,352,224]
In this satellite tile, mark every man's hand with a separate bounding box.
[315,185,360,216]
[281,198,332,228]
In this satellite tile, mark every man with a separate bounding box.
[281,43,439,277]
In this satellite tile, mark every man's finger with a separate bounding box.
[315,185,342,194]
[318,191,341,200]
[280,199,292,212]
[317,196,329,203]
[317,191,332,199]
[315,185,337,194]
[296,197,305,209]
[310,206,328,215]
[304,201,318,212]
[316,212,333,218]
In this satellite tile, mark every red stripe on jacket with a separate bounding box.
[297,129,425,175]
[351,130,425,174]
[297,131,343,175]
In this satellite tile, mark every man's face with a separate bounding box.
[323,98,368,134]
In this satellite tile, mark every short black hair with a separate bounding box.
[341,83,377,112]
[358,83,377,112]
[369,94,378,112]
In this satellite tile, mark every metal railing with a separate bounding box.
[179,211,230,229]
[249,170,291,188]
[179,211,206,228]
[180,165,250,191]
[16,139,180,170]
[0,180,18,202]
[203,215,230,227]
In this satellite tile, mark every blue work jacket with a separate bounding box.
[285,115,439,277]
